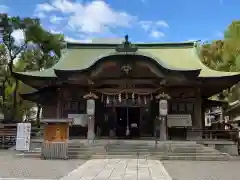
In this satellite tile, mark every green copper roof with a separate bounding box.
[14,41,240,78]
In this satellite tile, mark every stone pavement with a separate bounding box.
[0,178,54,180]
[61,159,172,180]
[162,160,240,180]
[0,150,85,179]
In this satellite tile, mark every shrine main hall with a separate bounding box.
[13,37,240,141]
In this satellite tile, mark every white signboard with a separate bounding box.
[167,114,192,127]
[16,123,31,151]
[87,99,95,115]
[159,99,168,116]
[68,114,88,127]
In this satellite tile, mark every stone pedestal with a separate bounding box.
[160,116,167,141]
[87,116,95,141]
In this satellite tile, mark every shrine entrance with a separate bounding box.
[116,107,140,139]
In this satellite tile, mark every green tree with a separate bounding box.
[0,14,40,119]
[0,14,64,122]
[199,20,240,101]
[17,31,64,126]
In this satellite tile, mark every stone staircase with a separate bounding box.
[15,140,232,161]
[91,141,231,161]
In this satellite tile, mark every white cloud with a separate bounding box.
[150,30,164,38]
[35,0,135,35]
[12,29,25,45]
[36,3,56,12]
[50,15,64,24]
[35,12,46,19]
[140,20,169,31]
[35,0,168,39]
[0,5,8,13]
[65,36,92,43]
[156,20,169,28]
[50,29,62,34]
[140,21,152,31]
[140,20,168,39]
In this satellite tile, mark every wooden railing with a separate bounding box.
[187,128,239,141]
[0,124,17,149]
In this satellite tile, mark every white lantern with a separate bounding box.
[87,99,95,115]
[159,99,168,116]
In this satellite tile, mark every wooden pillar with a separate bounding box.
[56,88,61,119]
[191,88,203,140]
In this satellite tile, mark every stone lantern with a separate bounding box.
[83,92,98,143]
[156,92,171,141]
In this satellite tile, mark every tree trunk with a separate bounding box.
[36,104,41,128]
[12,79,18,120]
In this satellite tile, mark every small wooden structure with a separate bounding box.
[41,119,73,160]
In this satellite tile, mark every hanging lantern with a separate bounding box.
[101,94,103,102]
[138,95,141,104]
[126,125,130,136]
[87,99,95,115]
[113,95,116,104]
[118,93,122,102]
[126,93,128,99]
[132,93,135,103]
[144,96,147,104]
[106,96,110,104]
[132,93,135,99]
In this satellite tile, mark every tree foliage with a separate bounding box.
[0,13,64,122]
[199,20,240,101]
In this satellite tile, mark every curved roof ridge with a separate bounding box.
[13,41,240,79]
[67,41,196,49]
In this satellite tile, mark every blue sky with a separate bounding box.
[0,0,239,43]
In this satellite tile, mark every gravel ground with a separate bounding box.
[0,150,86,179]
[162,160,240,180]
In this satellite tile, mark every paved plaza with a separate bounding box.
[2,149,240,180]
[0,150,86,179]
[61,159,172,180]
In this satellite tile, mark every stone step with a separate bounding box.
[91,154,140,159]
[106,148,217,153]
[90,154,230,161]
[16,152,41,158]
[95,151,225,156]
[155,155,231,161]
[16,152,230,161]
[68,154,92,159]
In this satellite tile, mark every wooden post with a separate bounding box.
[194,88,203,140]
[56,88,61,119]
